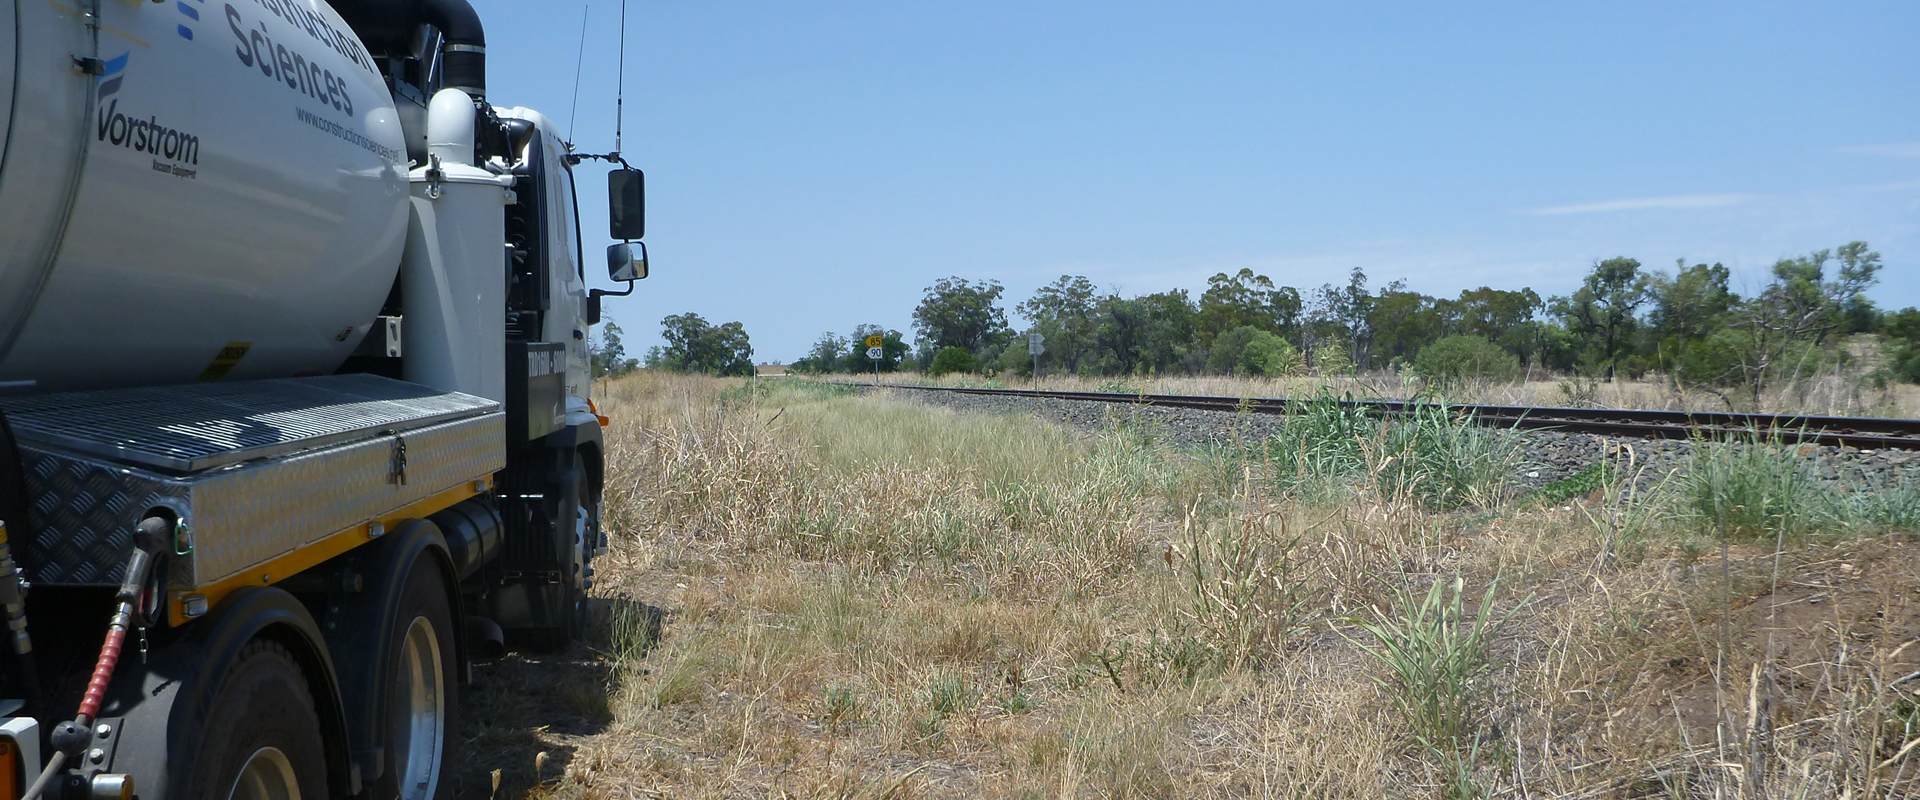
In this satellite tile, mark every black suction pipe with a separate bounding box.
[420,0,486,99]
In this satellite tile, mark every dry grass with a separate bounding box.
[857,366,1920,418]
[511,371,1920,799]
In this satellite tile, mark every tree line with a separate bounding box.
[795,241,1919,402]
[593,313,757,378]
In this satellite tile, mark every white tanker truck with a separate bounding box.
[0,0,646,796]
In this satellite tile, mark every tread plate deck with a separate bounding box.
[3,375,498,473]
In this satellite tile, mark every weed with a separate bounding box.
[1350,576,1521,769]
[1533,462,1611,506]
[822,685,863,729]
[1092,641,1130,691]
[1260,390,1374,502]
[1140,632,1219,688]
[1175,492,1313,667]
[564,372,1920,797]
[924,672,975,718]
[1369,401,1521,511]
[1680,437,1827,537]
[911,672,976,749]
[1836,483,1920,533]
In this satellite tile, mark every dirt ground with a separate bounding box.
[451,598,661,799]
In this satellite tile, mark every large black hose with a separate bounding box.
[421,0,485,98]
[324,0,486,97]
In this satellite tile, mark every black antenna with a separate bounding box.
[613,0,626,159]
[566,4,588,143]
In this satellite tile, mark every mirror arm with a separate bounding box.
[565,152,636,170]
[590,282,635,299]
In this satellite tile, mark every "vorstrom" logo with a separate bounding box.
[94,53,201,166]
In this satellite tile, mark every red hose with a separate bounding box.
[78,623,125,720]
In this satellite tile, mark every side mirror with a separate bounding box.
[608,168,644,240]
[607,241,648,282]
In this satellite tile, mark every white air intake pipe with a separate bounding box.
[427,88,477,167]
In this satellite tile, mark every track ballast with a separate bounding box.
[848,383,1920,451]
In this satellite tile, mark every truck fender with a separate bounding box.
[103,586,354,799]
[542,418,603,501]
[317,518,461,791]
[542,416,603,460]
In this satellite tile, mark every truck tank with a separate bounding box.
[0,0,409,392]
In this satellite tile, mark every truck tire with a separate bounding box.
[380,555,457,800]
[189,640,330,800]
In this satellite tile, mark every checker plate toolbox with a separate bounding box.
[4,375,504,588]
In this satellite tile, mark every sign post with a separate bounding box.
[866,335,885,384]
[1027,333,1045,393]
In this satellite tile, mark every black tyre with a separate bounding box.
[379,556,458,800]
[184,641,331,799]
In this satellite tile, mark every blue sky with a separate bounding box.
[474,1,1919,362]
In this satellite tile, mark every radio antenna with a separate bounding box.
[566,5,588,143]
[613,0,627,159]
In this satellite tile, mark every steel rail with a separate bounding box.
[845,383,1920,451]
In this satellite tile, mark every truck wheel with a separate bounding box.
[191,641,330,799]
[381,556,457,800]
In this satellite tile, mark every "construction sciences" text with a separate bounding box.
[226,4,356,117]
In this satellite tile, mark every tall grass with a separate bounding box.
[1680,438,1829,537]
[558,372,1920,799]
[1369,401,1523,511]
[1661,435,1920,541]
[1256,392,1520,511]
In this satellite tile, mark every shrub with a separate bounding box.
[1206,326,1299,376]
[1414,335,1521,385]
[992,341,1034,377]
[1897,345,1920,384]
[928,346,978,376]
[1205,326,1256,374]
[1239,331,1302,377]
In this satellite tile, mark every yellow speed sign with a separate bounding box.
[865,335,885,349]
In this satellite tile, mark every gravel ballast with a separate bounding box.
[875,387,1920,495]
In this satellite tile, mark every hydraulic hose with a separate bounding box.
[0,524,41,724]
[23,518,165,800]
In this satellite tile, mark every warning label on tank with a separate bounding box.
[197,342,253,381]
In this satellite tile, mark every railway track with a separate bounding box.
[848,383,1920,451]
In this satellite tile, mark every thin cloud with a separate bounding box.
[1524,193,1751,216]
[1835,142,1920,158]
